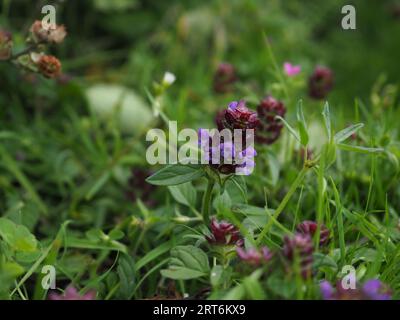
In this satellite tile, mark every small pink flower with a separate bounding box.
[283,62,301,77]
[48,286,96,300]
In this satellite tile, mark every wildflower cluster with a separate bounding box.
[320,279,392,300]
[0,20,66,79]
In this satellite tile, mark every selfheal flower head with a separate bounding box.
[296,220,330,246]
[48,286,96,300]
[256,96,286,145]
[213,62,237,94]
[308,66,334,100]
[236,246,273,266]
[223,100,259,131]
[283,62,301,76]
[283,233,314,278]
[206,218,243,246]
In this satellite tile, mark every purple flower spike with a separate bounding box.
[362,280,392,300]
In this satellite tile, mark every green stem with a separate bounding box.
[201,179,215,225]
[256,166,308,245]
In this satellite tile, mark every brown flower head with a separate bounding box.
[30,20,67,44]
[36,54,62,78]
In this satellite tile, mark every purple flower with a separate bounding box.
[283,233,314,278]
[256,96,286,145]
[48,286,96,300]
[320,279,392,300]
[296,220,330,246]
[213,62,237,94]
[236,246,273,266]
[362,279,392,300]
[206,218,243,246]
[308,66,334,100]
[320,281,334,300]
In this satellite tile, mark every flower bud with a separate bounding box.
[222,100,259,131]
[255,96,286,145]
[296,220,330,246]
[206,218,243,246]
[308,66,334,100]
[283,233,313,278]
[213,62,237,94]
[0,30,13,60]
[36,54,62,78]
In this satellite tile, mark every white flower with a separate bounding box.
[163,71,176,86]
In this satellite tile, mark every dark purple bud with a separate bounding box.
[255,96,286,145]
[206,218,243,246]
[296,220,330,246]
[283,233,313,278]
[308,66,334,100]
[213,62,237,94]
[223,100,259,131]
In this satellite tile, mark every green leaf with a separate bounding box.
[313,253,338,270]
[296,100,309,146]
[109,229,125,241]
[160,267,206,280]
[337,144,384,154]
[334,123,364,143]
[168,182,197,207]
[322,102,332,142]
[275,116,300,143]
[146,164,204,186]
[117,253,135,299]
[0,218,38,252]
[210,265,225,288]
[161,245,209,280]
